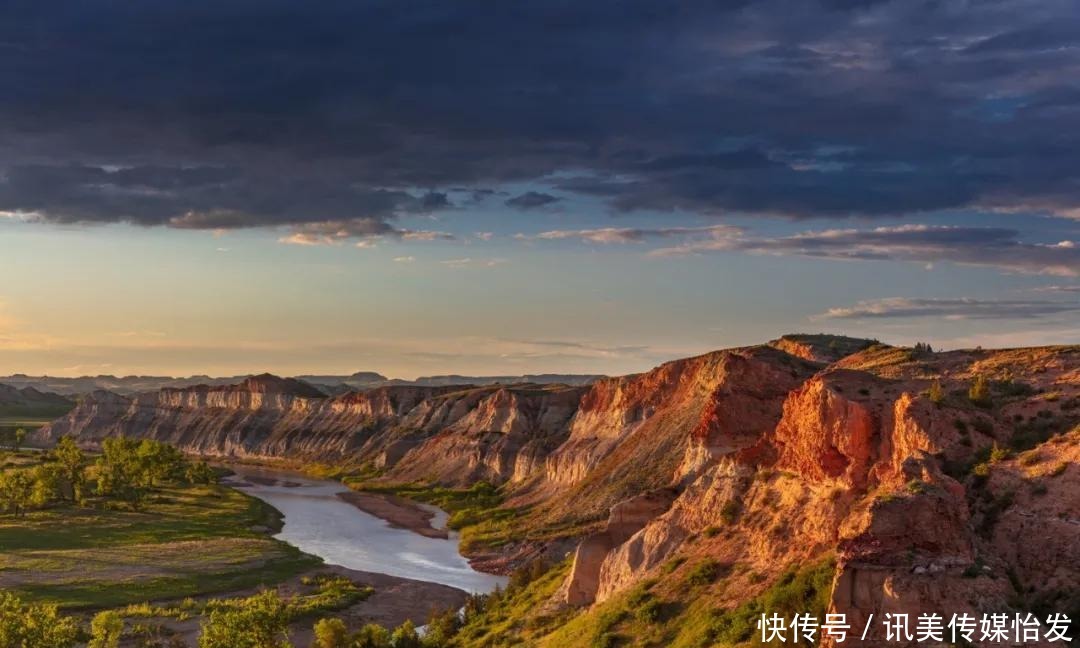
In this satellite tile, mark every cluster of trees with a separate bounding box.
[926,375,999,408]
[196,590,428,648]
[94,436,215,505]
[142,561,554,648]
[0,559,554,647]
[0,436,216,516]
[308,560,551,648]
[0,594,140,648]
[0,592,79,647]
[0,427,27,451]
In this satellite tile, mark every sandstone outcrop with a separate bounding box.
[29,337,1080,638]
[564,489,677,606]
[377,384,587,484]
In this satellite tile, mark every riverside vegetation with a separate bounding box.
[0,438,468,647]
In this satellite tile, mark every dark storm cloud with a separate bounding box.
[1,0,1080,230]
[505,192,562,210]
[0,164,448,227]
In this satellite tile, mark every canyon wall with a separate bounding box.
[33,337,1080,640]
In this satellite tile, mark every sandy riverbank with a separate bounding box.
[336,490,449,539]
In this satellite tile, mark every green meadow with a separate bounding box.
[0,469,319,609]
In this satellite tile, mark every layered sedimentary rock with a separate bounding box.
[563,341,1079,634]
[31,336,1080,637]
[36,377,587,485]
[36,375,468,460]
[535,346,819,524]
[379,384,587,484]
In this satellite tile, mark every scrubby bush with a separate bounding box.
[720,500,741,524]
[198,590,291,648]
[89,611,124,648]
[706,558,835,647]
[686,559,722,587]
[591,631,622,648]
[989,443,1012,464]
[389,620,421,648]
[635,598,664,624]
[662,556,686,574]
[928,380,944,405]
[0,592,79,647]
[969,376,991,407]
[312,618,348,648]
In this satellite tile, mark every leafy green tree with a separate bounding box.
[312,617,349,648]
[96,437,148,506]
[0,469,34,516]
[353,624,392,648]
[136,438,185,487]
[186,460,218,485]
[30,463,61,507]
[97,437,190,506]
[422,607,462,647]
[199,590,292,648]
[0,592,79,647]
[89,610,124,648]
[52,436,87,503]
[389,620,421,648]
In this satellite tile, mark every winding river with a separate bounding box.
[226,467,506,593]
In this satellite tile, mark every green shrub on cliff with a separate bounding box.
[706,557,836,647]
[969,375,991,407]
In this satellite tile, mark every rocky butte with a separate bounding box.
[35,334,1080,646]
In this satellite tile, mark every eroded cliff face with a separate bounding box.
[31,338,1080,641]
[532,346,819,528]
[36,378,586,485]
[36,377,468,461]
[380,384,587,484]
[560,345,1079,648]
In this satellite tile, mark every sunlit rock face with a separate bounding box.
[34,339,1080,635]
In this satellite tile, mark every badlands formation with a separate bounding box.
[38,334,1080,645]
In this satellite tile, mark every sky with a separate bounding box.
[2,0,1080,378]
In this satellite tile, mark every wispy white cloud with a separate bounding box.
[440,257,507,268]
[277,217,456,247]
[400,230,455,241]
[816,297,1080,321]
[649,224,1080,277]
[393,256,416,263]
[522,224,740,244]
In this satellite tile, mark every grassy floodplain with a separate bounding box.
[0,451,319,609]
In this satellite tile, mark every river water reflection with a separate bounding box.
[226,466,506,593]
